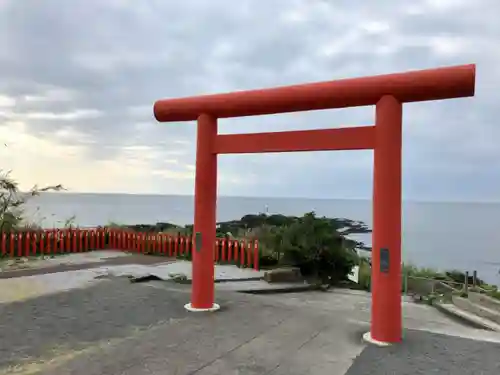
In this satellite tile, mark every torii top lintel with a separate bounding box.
[153,64,475,122]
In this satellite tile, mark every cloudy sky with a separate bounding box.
[0,0,498,201]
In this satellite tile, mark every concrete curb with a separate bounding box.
[128,274,265,284]
[161,276,265,285]
[129,273,324,294]
[239,284,320,295]
[434,302,500,331]
[218,277,265,284]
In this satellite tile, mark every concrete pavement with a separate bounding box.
[1,280,499,374]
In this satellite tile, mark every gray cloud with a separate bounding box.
[1,0,499,200]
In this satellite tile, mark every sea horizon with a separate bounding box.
[27,191,500,205]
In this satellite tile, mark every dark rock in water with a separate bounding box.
[126,222,181,232]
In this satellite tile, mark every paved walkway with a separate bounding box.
[0,259,268,305]
[347,329,500,375]
[0,253,173,279]
[1,280,499,374]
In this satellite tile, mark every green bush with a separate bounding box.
[258,212,360,284]
[403,264,446,279]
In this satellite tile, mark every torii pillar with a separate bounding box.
[153,64,476,344]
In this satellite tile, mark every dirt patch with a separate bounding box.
[0,255,175,279]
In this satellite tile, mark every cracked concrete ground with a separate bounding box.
[1,280,499,374]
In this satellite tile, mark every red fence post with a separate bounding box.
[160,234,165,255]
[153,234,158,254]
[89,229,95,251]
[25,232,30,257]
[78,229,83,252]
[32,232,37,256]
[78,230,82,252]
[55,230,59,254]
[85,230,90,251]
[117,231,122,250]
[246,241,252,268]
[101,229,105,249]
[44,231,50,255]
[95,230,99,250]
[227,240,233,262]
[253,240,259,271]
[60,230,66,253]
[72,229,77,253]
[240,241,245,267]
[65,230,70,252]
[9,233,15,258]
[16,233,22,258]
[221,239,226,262]
[232,240,238,263]
[109,230,114,249]
[1,233,6,256]
[181,236,186,254]
[39,232,45,256]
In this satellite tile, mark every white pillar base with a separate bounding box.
[362,332,393,347]
[184,303,221,312]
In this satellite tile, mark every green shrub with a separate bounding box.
[260,212,359,284]
[358,259,371,290]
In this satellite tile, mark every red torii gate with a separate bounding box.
[154,64,476,344]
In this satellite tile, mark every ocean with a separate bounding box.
[23,193,500,286]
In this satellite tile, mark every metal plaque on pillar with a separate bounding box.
[380,248,390,273]
[195,232,202,253]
